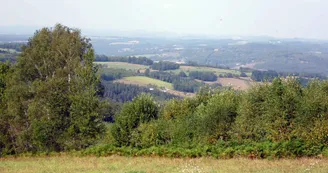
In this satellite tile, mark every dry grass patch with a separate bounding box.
[94,62,148,70]
[179,66,240,75]
[115,76,173,89]
[218,78,255,90]
[1,155,328,173]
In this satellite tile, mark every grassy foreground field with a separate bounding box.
[1,155,327,173]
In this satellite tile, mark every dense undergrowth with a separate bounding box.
[80,142,328,159]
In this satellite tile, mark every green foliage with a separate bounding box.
[189,71,217,81]
[104,77,328,158]
[80,141,326,158]
[102,82,177,103]
[172,79,202,93]
[151,61,180,71]
[232,85,269,142]
[232,78,303,142]
[0,24,104,154]
[179,71,187,77]
[100,68,136,81]
[294,80,328,145]
[0,62,10,100]
[196,90,240,142]
[251,70,279,82]
[2,25,328,158]
[162,98,197,120]
[95,55,153,65]
[144,68,150,76]
[111,94,159,146]
[0,62,13,156]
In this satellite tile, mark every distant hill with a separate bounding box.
[1,32,328,75]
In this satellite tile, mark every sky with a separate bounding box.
[1,0,328,39]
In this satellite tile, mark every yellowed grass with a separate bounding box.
[218,78,255,90]
[179,66,240,75]
[94,62,148,70]
[0,155,327,173]
[195,78,255,91]
[115,76,173,89]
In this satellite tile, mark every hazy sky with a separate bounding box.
[1,0,328,39]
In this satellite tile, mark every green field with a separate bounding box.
[132,54,160,58]
[169,66,245,76]
[94,62,149,70]
[0,48,18,54]
[117,76,173,89]
[94,62,253,77]
[1,155,327,173]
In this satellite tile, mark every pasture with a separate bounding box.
[94,62,149,70]
[0,48,18,53]
[115,76,173,89]
[169,66,251,76]
[1,155,327,173]
[217,78,255,90]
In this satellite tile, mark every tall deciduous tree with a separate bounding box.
[1,24,104,154]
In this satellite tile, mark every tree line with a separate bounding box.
[0,43,24,52]
[145,71,182,83]
[172,79,202,93]
[151,61,180,71]
[95,55,153,65]
[189,71,217,81]
[186,60,230,70]
[251,70,278,81]
[251,70,327,82]
[102,82,177,103]
[144,70,221,93]
[100,68,136,81]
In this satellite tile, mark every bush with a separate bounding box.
[111,94,159,146]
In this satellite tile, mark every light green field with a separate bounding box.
[94,62,148,70]
[132,54,160,58]
[0,48,18,54]
[94,62,252,77]
[1,155,327,173]
[117,76,173,89]
[169,66,242,76]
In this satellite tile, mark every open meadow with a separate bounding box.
[94,62,149,70]
[115,76,173,89]
[169,66,247,76]
[1,155,327,173]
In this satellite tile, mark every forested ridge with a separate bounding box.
[1,25,328,158]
